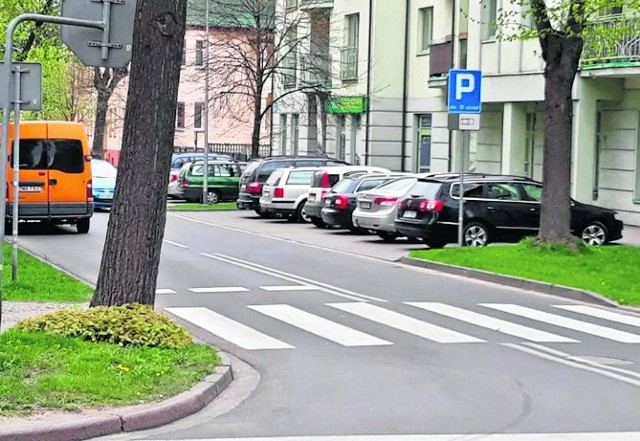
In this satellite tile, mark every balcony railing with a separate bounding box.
[300,53,331,88]
[429,39,453,78]
[581,14,640,69]
[340,46,358,81]
[300,0,333,9]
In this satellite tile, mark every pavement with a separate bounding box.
[1,221,639,441]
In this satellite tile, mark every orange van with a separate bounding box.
[6,121,94,233]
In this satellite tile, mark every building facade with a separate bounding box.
[271,0,640,225]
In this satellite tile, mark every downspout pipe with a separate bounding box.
[400,0,410,172]
[364,0,373,165]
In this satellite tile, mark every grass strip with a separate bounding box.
[3,244,93,303]
[168,202,237,211]
[0,329,219,416]
[410,243,640,305]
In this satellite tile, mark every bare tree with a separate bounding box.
[91,66,129,158]
[188,0,335,158]
[90,0,187,307]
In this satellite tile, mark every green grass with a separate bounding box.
[168,202,237,211]
[3,244,93,303]
[410,243,640,306]
[0,329,220,416]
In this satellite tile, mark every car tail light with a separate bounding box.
[321,190,328,198]
[86,179,93,199]
[334,195,349,210]
[181,178,189,187]
[274,187,284,198]
[247,182,262,194]
[170,172,179,182]
[321,172,329,188]
[418,199,444,212]
[374,196,398,206]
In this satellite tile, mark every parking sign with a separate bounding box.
[448,69,482,114]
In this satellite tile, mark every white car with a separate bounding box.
[259,167,319,222]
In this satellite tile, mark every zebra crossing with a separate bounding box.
[164,301,640,350]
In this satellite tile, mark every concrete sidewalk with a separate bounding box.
[619,225,640,246]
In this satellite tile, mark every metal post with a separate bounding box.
[11,66,22,281]
[100,1,112,60]
[202,0,210,204]
[457,136,464,247]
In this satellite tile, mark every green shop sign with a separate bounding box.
[325,96,367,114]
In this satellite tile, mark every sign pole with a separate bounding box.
[11,65,22,281]
[457,137,464,247]
[202,0,209,204]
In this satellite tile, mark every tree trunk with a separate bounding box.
[251,84,263,158]
[92,90,109,158]
[90,0,186,307]
[538,34,582,243]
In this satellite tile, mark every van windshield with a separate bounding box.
[14,139,84,173]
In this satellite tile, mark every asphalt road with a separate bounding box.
[15,209,640,440]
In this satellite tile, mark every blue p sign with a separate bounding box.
[448,69,482,114]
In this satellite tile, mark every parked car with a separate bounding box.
[91,159,117,210]
[352,176,419,241]
[168,153,236,198]
[259,167,318,222]
[320,173,408,231]
[394,174,624,248]
[174,160,243,203]
[304,166,391,228]
[237,156,349,215]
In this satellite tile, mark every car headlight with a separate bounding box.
[614,212,622,221]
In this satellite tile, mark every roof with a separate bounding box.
[186,0,275,29]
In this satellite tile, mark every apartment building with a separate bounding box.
[272,0,640,225]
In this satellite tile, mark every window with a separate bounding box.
[258,161,292,180]
[282,27,297,88]
[345,14,359,47]
[266,169,284,185]
[194,102,204,129]
[195,40,204,66]
[182,40,187,65]
[357,179,389,193]
[418,8,433,54]
[481,0,498,40]
[285,0,297,8]
[450,183,485,198]
[417,114,432,172]
[341,14,359,81]
[176,102,185,129]
[215,164,240,177]
[14,139,84,173]
[522,183,542,202]
[287,170,315,185]
[486,183,522,201]
[280,114,288,153]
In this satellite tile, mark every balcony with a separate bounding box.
[581,14,640,73]
[340,47,358,82]
[428,39,453,87]
[299,0,333,10]
[300,53,331,88]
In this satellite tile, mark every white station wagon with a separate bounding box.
[259,167,319,222]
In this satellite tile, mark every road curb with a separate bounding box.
[0,356,233,441]
[399,256,640,314]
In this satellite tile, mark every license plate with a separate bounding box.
[360,202,371,209]
[403,210,417,219]
[308,194,315,202]
[19,186,41,193]
[263,191,270,197]
[100,193,113,199]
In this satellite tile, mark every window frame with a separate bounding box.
[418,7,433,55]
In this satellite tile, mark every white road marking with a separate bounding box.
[328,303,483,344]
[176,432,640,440]
[163,239,189,249]
[552,304,640,328]
[481,304,640,343]
[155,288,176,295]
[505,343,640,387]
[189,287,250,293]
[248,304,392,347]
[407,302,577,343]
[201,252,385,303]
[260,285,321,291]
[165,307,293,350]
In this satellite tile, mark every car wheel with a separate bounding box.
[202,190,220,205]
[311,218,326,228]
[76,218,90,234]
[377,231,398,242]
[581,221,608,245]
[296,200,312,223]
[424,239,446,249]
[463,222,489,247]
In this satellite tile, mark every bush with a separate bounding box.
[16,303,192,349]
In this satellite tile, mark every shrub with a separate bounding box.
[16,303,192,349]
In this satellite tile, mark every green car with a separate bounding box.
[175,160,243,203]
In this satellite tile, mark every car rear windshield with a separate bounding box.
[376,177,417,192]
[408,180,443,199]
[240,160,261,180]
[331,179,354,194]
[258,161,293,180]
[311,171,341,188]
[92,160,117,178]
[266,169,284,185]
[14,139,85,173]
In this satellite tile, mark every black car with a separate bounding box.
[236,156,348,215]
[394,174,624,248]
[320,174,405,232]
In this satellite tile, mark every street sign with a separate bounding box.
[0,62,42,110]
[448,69,482,114]
[60,0,137,68]
[447,113,481,131]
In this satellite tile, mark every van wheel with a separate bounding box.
[76,218,90,234]
[202,190,220,205]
